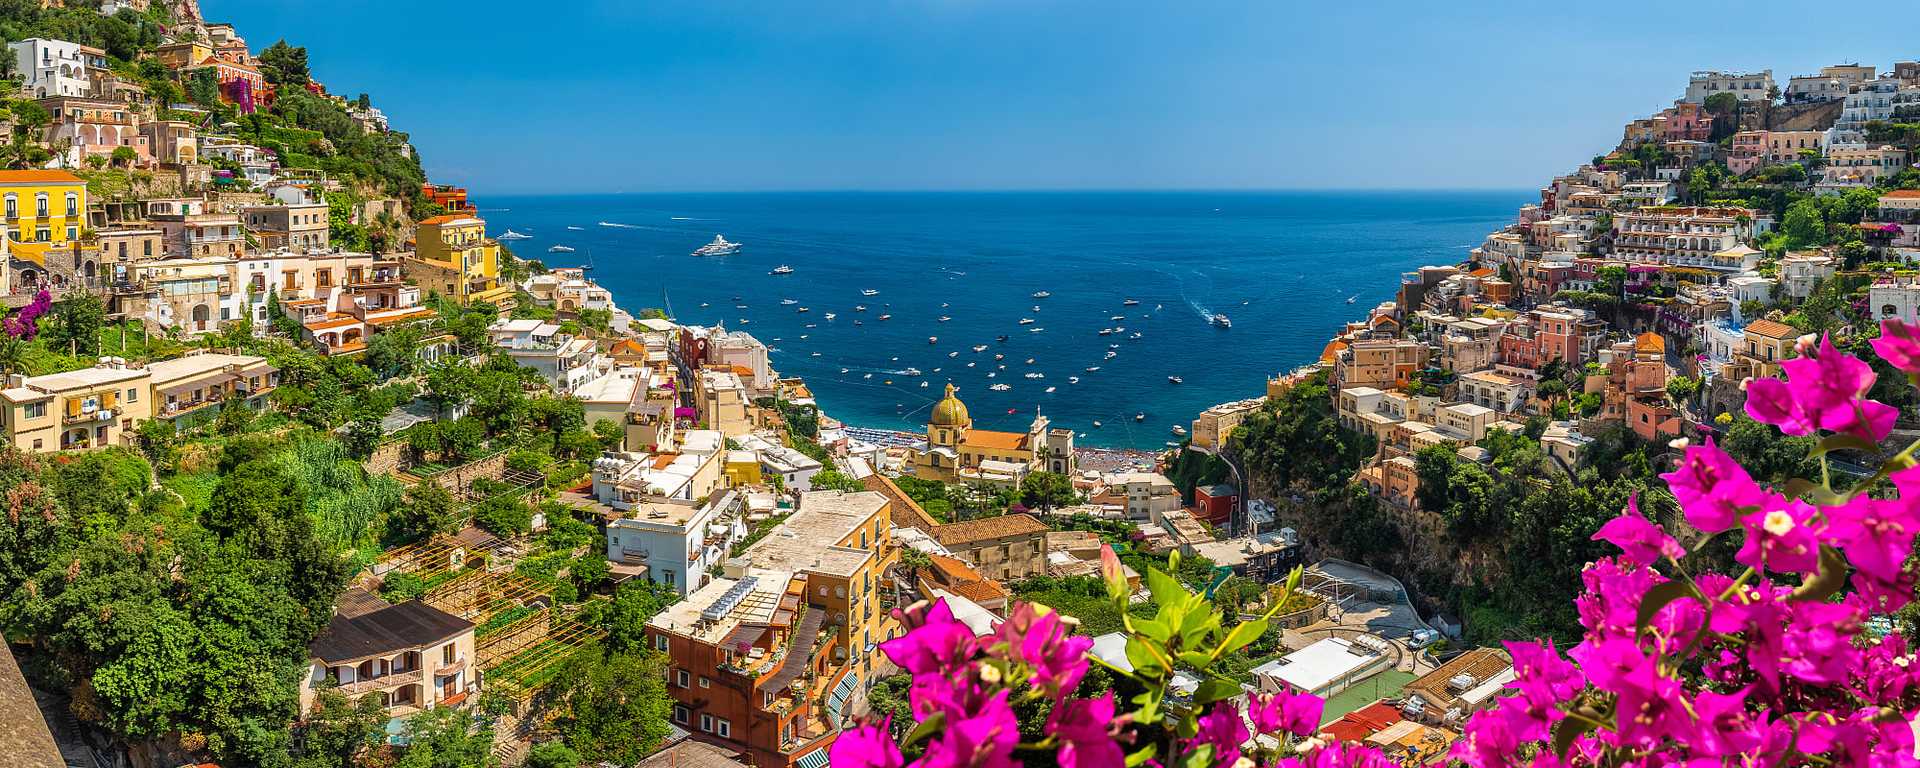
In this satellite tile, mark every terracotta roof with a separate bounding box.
[611,339,647,354]
[1743,319,1798,340]
[418,214,481,226]
[961,429,1029,451]
[948,577,1011,604]
[1402,647,1512,709]
[933,513,1049,546]
[1321,701,1403,743]
[1633,331,1666,354]
[1881,190,1920,199]
[863,474,940,531]
[0,170,83,185]
[305,314,360,331]
[1320,339,1349,363]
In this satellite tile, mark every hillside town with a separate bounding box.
[2,3,1920,768]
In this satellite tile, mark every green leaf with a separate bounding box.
[1634,580,1702,643]
[1133,618,1173,644]
[1146,566,1187,610]
[1125,745,1158,768]
[1177,601,1219,648]
[1551,710,1602,757]
[1781,478,1819,501]
[902,710,947,747]
[1812,433,1881,458]
[1791,545,1848,603]
[1181,744,1214,768]
[1177,650,1214,669]
[1125,636,1166,676]
[1216,618,1268,658]
[1192,677,1241,706]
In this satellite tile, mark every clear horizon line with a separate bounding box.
[468,185,1539,197]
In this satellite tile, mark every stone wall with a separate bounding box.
[365,440,409,477]
[425,451,511,495]
[1766,100,1843,133]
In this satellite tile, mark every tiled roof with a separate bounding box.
[418,214,481,226]
[863,474,940,532]
[1402,647,1512,708]
[1743,319,1798,340]
[933,513,1049,545]
[0,170,83,185]
[961,429,1029,451]
[1883,190,1920,199]
[1321,701,1403,743]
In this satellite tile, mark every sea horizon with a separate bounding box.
[483,189,1530,449]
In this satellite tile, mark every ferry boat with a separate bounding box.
[1167,376,1184,384]
[693,235,743,257]
[1211,314,1232,329]
[1032,291,1052,299]
[1123,299,1140,306]
[548,245,576,253]
[770,265,794,275]
[862,289,880,297]
[498,229,532,240]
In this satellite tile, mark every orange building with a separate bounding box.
[421,183,475,214]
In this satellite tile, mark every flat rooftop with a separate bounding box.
[1252,636,1385,693]
[26,364,147,392]
[647,571,791,644]
[146,352,270,384]
[743,490,885,577]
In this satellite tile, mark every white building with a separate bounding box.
[1249,636,1393,698]
[1683,69,1773,104]
[1455,371,1528,414]
[760,445,823,491]
[1106,471,1181,522]
[604,490,747,596]
[10,38,91,99]
[1870,277,1920,326]
[1779,253,1837,299]
[489,318,606,394]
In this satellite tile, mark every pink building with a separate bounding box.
[1728,131,1768,176]
[1660,102,1713,142]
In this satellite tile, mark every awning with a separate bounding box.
[826,670,860,725]
[796,748,830,768]
[158,373,235,399]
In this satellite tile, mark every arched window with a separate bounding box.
[1885,305,1899,318]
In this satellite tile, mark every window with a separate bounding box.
[672,704,689,724]
[35,228,50,242]
[715,719,731,738]
[699,714,713,733]
[699,676,710,689]
[662,569,675,587]
[31,439,40,450]
[35,193,47,217]
[654,634,669,651]
[64,193,76,217]
[126,389,137,402]
[676,669,689,688]
[442,643,455,664]
[24,403,45,419]
[4,194,14,218]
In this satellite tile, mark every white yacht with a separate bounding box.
[770,265,794,275]
[1018,318,1036,325]
[693,235,743,257]
[781,298,799,305]
[990,383,1012,391]
[1032,291,1052,299]
[862,289,880,297]
[1167,375,1184,384]
[824,313,837,320]
[1211,314,1232,328]
[972,345,989,353]
[498,229,532,240]
[548,245,576,253]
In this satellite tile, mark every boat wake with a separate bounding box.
[598,221,649,229]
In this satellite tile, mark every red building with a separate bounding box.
[1192,483,1236,525]
[421,183,475,214]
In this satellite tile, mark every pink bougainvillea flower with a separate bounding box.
[829,718,905,768]
[1744,377,1817,436]
[1451,703,1528,768]
[1186,702,1249,768]
[1046,692,1127,768]
[880,598,979,679]
[1591,495,1683,566]
[1609,662,1686,748]
[1734,500,1822,575]
[988,603,1093,700]
[1248,687,1322,738]
[1503,639,1582,734]
[1685,688,1761,758]
[1778,334,1877,414]
[1872,318,1920,374]
[1749,334,1898,442]
[1659,439,1773,533]
[919,689,1019,768]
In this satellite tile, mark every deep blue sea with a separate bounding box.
[482,191,1525,449]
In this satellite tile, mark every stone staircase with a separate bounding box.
[490,710,534,766]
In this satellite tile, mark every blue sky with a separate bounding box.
[206,1,1918,194]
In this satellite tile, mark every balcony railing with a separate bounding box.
[64,405,120,425]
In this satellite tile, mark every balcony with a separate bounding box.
[64,404,120,425]
[336,666,424,696]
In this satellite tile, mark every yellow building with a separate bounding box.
[724,450,763,486]
[0,361,151,452]
[0,170,88,268]
[402,214,515,309]
[912,383,1065,483]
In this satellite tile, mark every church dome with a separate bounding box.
[930,383,970,427]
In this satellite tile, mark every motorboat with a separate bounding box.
[1135,413,1146,422]
[499,229,532,240]
[781,299,799,305]
[1085,366,1101,372]
[1347,295,1358,304]
[1123,299,1140,306]
[856,305,868,312]
[1098,328,1113,336]
[1110,315,1126,321]
[862,289,880,297]
[928,336,938,344]
[1212,314,1231,328]
[796,307,810,313]
[939,316,952,322]
[693,235,742,256]
[1168,376,1184,384]
[1018,318,1036,325]
[878,314,892,321]
[1068,376,1080,384]
[1024,372,1044,379]
[949,351,959,358]
[997,335,1010,343]
[1045,386,1056,393]
[995,354,1005,360]
[1032,291,1052,299]
[921,381,929,388]
[1105,351,1117,360]
[1028,327,1043,333]
[973,345,989,353]
[967,362,976,368]
[1092,420,1102,427]
[770,265,794,275]
[990,383,1012,391]
[825,313,837,320]
[840,368,850,374]
[903,367,923,376]
[548,245,576,253]
[1172,425,1188,436]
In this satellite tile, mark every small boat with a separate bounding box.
[933,368,941,372]
[997,335,1010,343]
[862,289,880,297]
[972,345,988,353]
[1346,295,1358,304]
[1018,318,1036,325]
[856,305,868,312]
[1092,420,1102,427]
[1167,376,1183,384]
[739,319,751,325]
[1123,299,1140,306]
[781,299,799,305]
[1098,328,1113,336]
[805,323,817,328]
[771,265,794,275]
[939,316,952,322]
[1135,413,1146,422]
[1028,327,1044,333]
[499,229,532,240]
[1172,425,1188,436]
[967,362,976,368]
[995,354,1005,360]
[1032,291,1052,299]
[735,304,748,309]
[921,382,929,388]
[884,380,893,385]
[825,313,837,320]
[949,351,960,358]
[1024,358,1035,364]
[928,336,938,344]
[699,302,710,308]
[1024,372,1044,379]
[1068,376,1080,384]
[796,307,810,313]
[991,384,1012,391]
[1105,351,1117,360]
[1130,333,1143,340]
[811,352,822,357]
[799,334,810,339]
[840,368,850,374]
[987,372,997,378]
[1031,305,1042,312]
[903,367,922,376]
[1109,343,1120,349]
[548,245,576,253]
[879,314,892,321]
[1045,386,1056,393]
[1114,326,1126,333]
[1085,366,1101,372]
[864,373,873,379]
[693,235,742,257]
[568,226,586,231]
[853,320,864,326]
[732,295,743,301]
[1110,315,1126,321]
[1211,314,1231,328]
